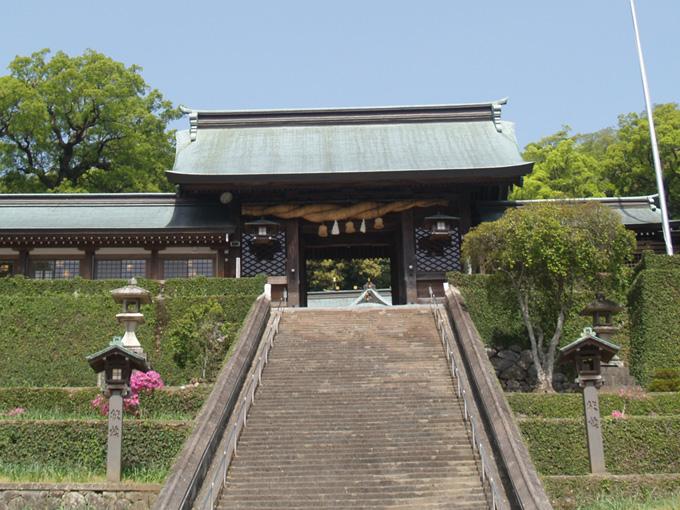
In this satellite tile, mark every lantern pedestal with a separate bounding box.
[558,326,621,475]
[106,389,124,482]
[580,375,606,474]
[116,312,145,355]
[86,341,150,484]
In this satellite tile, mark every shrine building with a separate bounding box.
[0,99,672,305]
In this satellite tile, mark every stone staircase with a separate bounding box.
[217,306,490,509]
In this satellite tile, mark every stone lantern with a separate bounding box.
[423,213,460,241]
[86,338,150,482]
[580,292,624,341]
[558,328,621,474]
[111,278,151,356]
[244,218,281,245]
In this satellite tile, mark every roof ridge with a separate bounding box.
[180,99,509,138]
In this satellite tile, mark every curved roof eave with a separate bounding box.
[166,162,533,185]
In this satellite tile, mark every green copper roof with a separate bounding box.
[476,195,665,227]
[168,101,531,183]
[0,194,235,232]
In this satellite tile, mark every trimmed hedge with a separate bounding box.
[0,276,265,386]
[628,254,680,386]
[508,392,680,418]
[0,385,210,418]
[543,474,680,510]
[447,273,630,357]
[519,416,680,475]
[0,419,190,471]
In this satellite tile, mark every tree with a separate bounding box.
[510,128,611,200]
[463,203,635,392]
[0,49,180,193]
[306,258,391,291]
[167,299,236,382]
[513,104,680,217]
[602,103,680,216]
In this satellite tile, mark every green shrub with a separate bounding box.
[543,474,680,510]
[0,420,190,472]
[0,386,210,419]
[648,369,680,392]
[635,252,680,272]
[508,392,680,418]
[0,276,264,386]
[519,416,680,475]
[628,259,680,385]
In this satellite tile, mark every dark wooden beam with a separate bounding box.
[286,219,301,307]
[18,249,30,277]
[81,249,95,279]
[149,249,161,280]
[216,248,226,278]
[400,210,418,304]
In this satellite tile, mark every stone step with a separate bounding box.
[216,307,489,509]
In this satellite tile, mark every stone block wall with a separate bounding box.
[486,344,577,392]
[0,483,159,510]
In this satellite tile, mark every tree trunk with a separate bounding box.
[514,289,553,391]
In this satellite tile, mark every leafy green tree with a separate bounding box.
[0,49,179,192]
[513,103,680,216]
[602,103,680,215]
[463,203,635,392]
[510,128,610,200]
[307,258,391,291]
[167,299,236,382]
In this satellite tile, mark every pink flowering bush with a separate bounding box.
[6,407,25,417]
[91,370,165,417]
[131,370,164,393]
[611,410,626,420]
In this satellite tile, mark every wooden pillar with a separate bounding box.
[81,249,95,279]
[224,236,239,278]
[149,249,161,280]
[458,194,471,236]
[458,194,471,272]
[286,219,301,307]
[216,248,226,277]
[400,210,418,304]
[18,249,30,277]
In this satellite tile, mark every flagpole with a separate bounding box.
[629,0,674,255]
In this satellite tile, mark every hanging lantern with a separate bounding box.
[244,218,281,245]
[423,213,460,241]
[360,219,367,233]
[318,224,328,237]
[331,220,340,235]
[345,220,356,234]
[374,217,384,230]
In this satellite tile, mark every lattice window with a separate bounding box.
[415,227,462,272]
[32,259,80,279]
[163,259,214,279]
[241,231,286,277]
[95,259,147,279]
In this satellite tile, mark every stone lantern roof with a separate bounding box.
[580,293,624,317]
[558,328,621,366]
[110,278,151,305]
[86,338,150,373]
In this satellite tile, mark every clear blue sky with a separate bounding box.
[2,1,679,147]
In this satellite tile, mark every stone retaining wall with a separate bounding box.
[487,344,577,392]
[0,482,160,510]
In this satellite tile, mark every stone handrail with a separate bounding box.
[152,294,271,510]
[443,284,553,510]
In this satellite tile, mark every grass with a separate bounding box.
[0,463,167,484]
[578,494,680,510]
